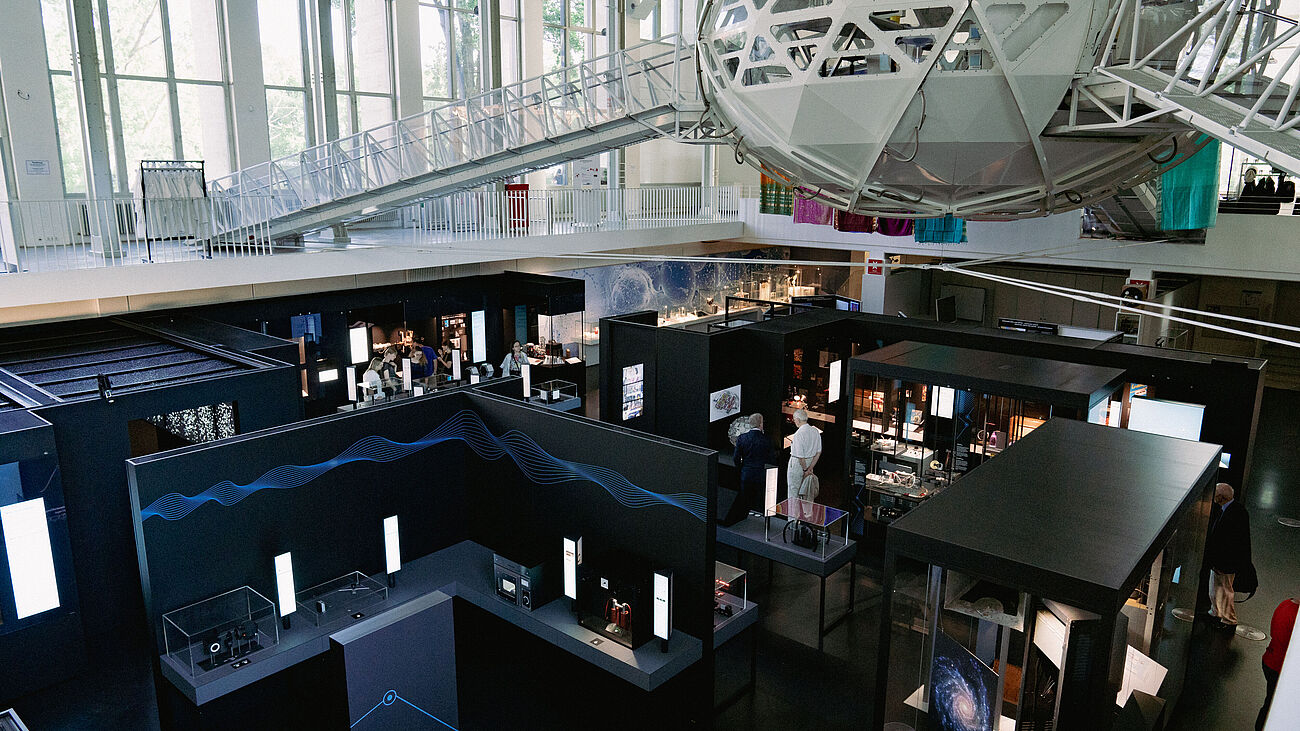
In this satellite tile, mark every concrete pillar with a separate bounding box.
[391,0,424,119]
[312,0,340,142]
[224,0,272,166]
[0,0,67,199]
[67,0,120,255]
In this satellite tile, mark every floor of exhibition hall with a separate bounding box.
[12,387,1300,730]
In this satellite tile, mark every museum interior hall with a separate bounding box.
[2,1,1300,729]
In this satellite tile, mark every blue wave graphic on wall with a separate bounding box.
[140,409,708,522]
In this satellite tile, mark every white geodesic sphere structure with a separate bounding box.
[697,0,1206,219]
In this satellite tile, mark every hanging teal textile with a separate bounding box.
[1161,138,1220,231]
[914,215,966,243]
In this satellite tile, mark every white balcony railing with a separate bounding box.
[0,185,742,275]
[403,185,742,243]
[0,196,276,274]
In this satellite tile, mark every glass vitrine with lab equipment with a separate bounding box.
[845,343,1125,537]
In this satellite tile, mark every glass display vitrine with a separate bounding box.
[880,543,1199,731]
[536,311,584,363]
[714,561,748,627]
[765,498,849,558]
[163,586,278,676]
[295,571,388,627]
[780,344,843,447]
[849,374,1053,526]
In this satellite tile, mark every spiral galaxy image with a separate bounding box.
[928,630,996,731]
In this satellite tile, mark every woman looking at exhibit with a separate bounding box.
[501,340,528,376]
[380,346,400,384]
[361,358,385,398]
[435,344,454,376]
[409,345,431,379]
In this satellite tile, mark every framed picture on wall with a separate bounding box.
[708,385,742,423]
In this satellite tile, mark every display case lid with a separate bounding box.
[850,341,1127,411]
[887,418,1221,612]
[714,561,745,586]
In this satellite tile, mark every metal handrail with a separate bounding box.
[0,184,739,275]
[207,36,698,226]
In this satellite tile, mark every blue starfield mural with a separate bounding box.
[139,409,708,522]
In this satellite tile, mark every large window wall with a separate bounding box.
[41,0,233,195]
[258,0,312,159]
[30,0,691,198]
[543,0,607,73]
[332,0,396,136]
[419,0,522,109]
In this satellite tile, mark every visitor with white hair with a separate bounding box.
[1207,482,1252,630]
[787,409,822,502]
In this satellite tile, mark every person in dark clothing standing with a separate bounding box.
[723,414,772,526]
[1207,482,1252,629]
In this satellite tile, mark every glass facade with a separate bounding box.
[41,0,233,195]
[31,0,672,196]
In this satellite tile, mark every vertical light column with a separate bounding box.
[383,516,401,587]
[274,551,296,629]
[1,498,61,619]
[222,0,272,167]
[653,570,672,651]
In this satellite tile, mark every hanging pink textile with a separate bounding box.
[792,197,834,225]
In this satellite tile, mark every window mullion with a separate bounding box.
[158,1,185,161]
[95,0,131,194]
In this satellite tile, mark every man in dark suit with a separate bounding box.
[723,414,772,526]
[1208,482,1252,629]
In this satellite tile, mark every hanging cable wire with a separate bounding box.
[953,267,1300,335]
[940,266,1300,350]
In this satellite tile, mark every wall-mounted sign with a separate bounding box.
[621,364,645,421]
[997,317,1060,335]
[708,385,742,422]
[25,160,51,176]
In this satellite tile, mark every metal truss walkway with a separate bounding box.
[1057,0,1300,176]
[207,36,707,239]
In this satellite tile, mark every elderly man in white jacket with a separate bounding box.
[787,409,822,501]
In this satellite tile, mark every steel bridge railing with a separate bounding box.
[207,36,701,230]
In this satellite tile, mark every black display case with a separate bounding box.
[844,342,1126,542]
[875,419,1220,731]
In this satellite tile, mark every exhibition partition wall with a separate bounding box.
[602,306,870,506]
[0,317,303,657]
[601,308,1266,510]
[127,386,716,729]
[0,411,84,701]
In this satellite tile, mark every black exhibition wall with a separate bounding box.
[0,411,85,703]
[34,364,302,641]
[126,384,718,728]
[602,307,1267,504]
[127,389,473,641]
[465,390,717,726]
[467,391,717,642]
[598,310,659,433]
